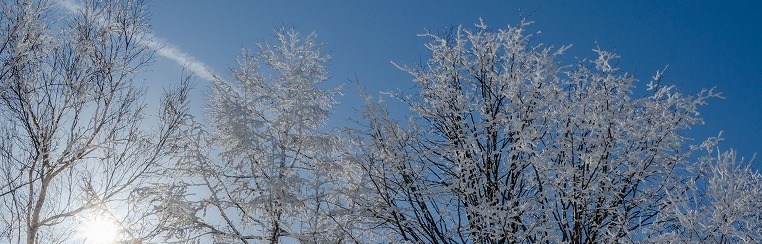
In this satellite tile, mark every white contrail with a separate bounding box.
[55,0,219,82]
[143,38,218,82]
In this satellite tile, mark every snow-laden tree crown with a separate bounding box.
[1,1,759,243]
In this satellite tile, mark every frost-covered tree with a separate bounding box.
[351,20,725,243]
[146,28,358,243]
[0,0,187,243]
[648,135,762,243]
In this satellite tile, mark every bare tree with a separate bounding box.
[0,0,186,242]
[351,20,723,243]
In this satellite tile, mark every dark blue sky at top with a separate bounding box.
[146,1,762,169]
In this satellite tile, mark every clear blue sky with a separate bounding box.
[145,1,762,169]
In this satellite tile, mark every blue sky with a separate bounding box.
[144,1,761,169]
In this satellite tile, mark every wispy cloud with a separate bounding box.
[55,0,219,82]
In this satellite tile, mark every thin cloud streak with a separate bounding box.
[55,0,219,82]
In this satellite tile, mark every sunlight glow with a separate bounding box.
[81,216,120,244]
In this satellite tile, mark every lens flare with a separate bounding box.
[80,216,120,244]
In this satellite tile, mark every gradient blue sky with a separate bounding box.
[144,1,761,169]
